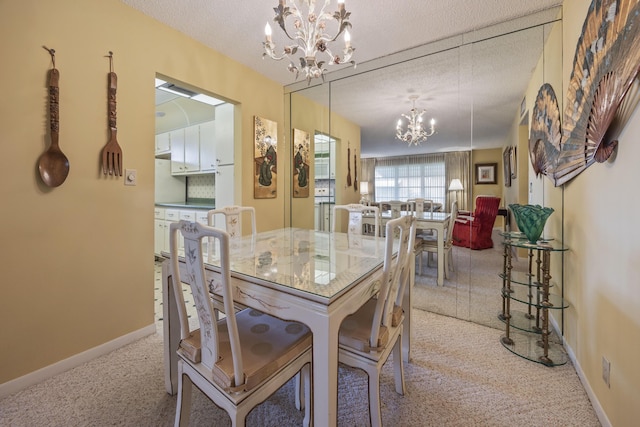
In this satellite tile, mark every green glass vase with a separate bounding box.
[509,204,554,243]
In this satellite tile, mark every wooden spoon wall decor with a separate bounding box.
[38,46,70,187]
[346,142,352,187]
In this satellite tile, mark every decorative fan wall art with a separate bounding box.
[530,83,562,177]
[529,0,640,186]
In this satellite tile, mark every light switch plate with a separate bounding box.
[125,169,137,186]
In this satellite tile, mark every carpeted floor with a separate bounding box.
[0,311,599,425]
[413,229,533,331]
[0,247,600,426]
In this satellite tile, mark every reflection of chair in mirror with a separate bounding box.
[169,221,312,427]
[410,198,435,238]
[408,198,429,216]
[338,215,416,427]
[386,200,408,218]
[418,200,458,277]
[332,203,380,237]
[452,196,501,249]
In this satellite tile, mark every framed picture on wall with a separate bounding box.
[503,147,512,187]
[510,146,517,179]
[475,162,497,184]
[254,116,278,199]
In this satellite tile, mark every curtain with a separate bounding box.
[444,151,470,212]
[360,158,376,201]
[373,154,446,205]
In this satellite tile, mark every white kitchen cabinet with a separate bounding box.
[215,165,235,212]
[170,129,185,174]
[171,127,200,175]
[164,209,180,222]
[155,132,171,156]
[215,103,234,166]
[154,208,212,256]
[314,137,336,179]
[196,210,209,224]
[179,209,197,223]
[154,208,176,257]
[163,209,181,253]
[154,219,166,256]
[199,121,217,172]
[154,207,166,256]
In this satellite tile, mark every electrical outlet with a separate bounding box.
[602,356,611,388]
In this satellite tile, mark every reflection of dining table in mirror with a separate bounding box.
[364,211,450,285]
[161,227,411,427]
[370,200,443,214]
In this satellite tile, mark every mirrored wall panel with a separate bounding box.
[285,8,563,330]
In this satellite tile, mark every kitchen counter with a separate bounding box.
[155,202,214,210]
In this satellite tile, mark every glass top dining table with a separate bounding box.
[201,227,397,301]
[161,227,410,427]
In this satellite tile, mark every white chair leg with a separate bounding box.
[427,252,435,267]
[175,368,193,427]
[392,337,406,396]
[367,367,383,427]
[294,372,303,411]
[303,364,312,427]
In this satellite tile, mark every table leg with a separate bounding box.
[437,224,444,286]
[402,252,415,362]
[310,315,340,427]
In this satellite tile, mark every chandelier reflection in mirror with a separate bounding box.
[396,95,436,146]
[262,0,356,83]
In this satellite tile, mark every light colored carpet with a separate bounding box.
[413,230,532,331]
[0,251,599,426]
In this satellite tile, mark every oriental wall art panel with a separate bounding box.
[292,128,310,198]
[254,116,277,199]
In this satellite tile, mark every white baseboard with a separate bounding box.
[549,316,611,427]
[0,324,156,399]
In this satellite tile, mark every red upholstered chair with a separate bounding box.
[452,196,501,249]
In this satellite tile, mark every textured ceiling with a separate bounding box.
[122,0,563,157]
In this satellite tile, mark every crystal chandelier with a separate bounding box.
[262,0,356,83]
[396,96,436,146]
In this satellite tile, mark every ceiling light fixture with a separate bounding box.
[262,0,355,83]
[396,95,436,146]
[156,80,225,106]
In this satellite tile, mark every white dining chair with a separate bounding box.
[206,206,257,319]
[207,205,257,239]
[411,198,435,240]
[338,215,416,427]
[169,220,312,427]
[332,203,380,237]
[419,200,458,277]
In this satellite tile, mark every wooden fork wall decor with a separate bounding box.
[101,51,123,176]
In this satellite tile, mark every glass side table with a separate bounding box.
[498,232,569,366]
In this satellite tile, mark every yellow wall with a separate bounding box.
[561,1,640,425]
[0,0,284,384]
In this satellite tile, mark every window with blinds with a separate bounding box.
[374,154,446,204]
